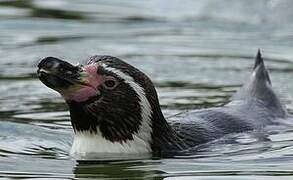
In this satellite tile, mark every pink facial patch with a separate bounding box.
[83,64,103,88]
[61,63,104,102]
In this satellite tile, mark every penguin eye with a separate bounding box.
[105,80,115,88]
[103,77,118,90]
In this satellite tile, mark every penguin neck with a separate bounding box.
[150,104,186,153]
[67,99,184,155]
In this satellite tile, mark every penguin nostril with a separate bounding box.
[45,61,54,69]
[58,66,65,72]
[39,57,63,70]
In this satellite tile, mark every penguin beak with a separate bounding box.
[37,57,91,91]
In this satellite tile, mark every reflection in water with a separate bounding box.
[74,160,165,179]
[0,0,293,179]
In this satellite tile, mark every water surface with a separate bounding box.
[1,0,293,179]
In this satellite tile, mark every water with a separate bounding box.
[1,0,293,179]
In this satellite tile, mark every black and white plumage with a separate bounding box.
[37,50,288,156]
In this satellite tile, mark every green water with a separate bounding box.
[0,0,293,179]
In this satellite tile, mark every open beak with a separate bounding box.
[37,57,91,91]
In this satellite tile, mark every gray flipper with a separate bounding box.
[233,50,287,118]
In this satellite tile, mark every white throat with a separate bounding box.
[71,130,151,155]
[70,64,153,155]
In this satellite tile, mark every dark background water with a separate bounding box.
[1,0,293,179]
